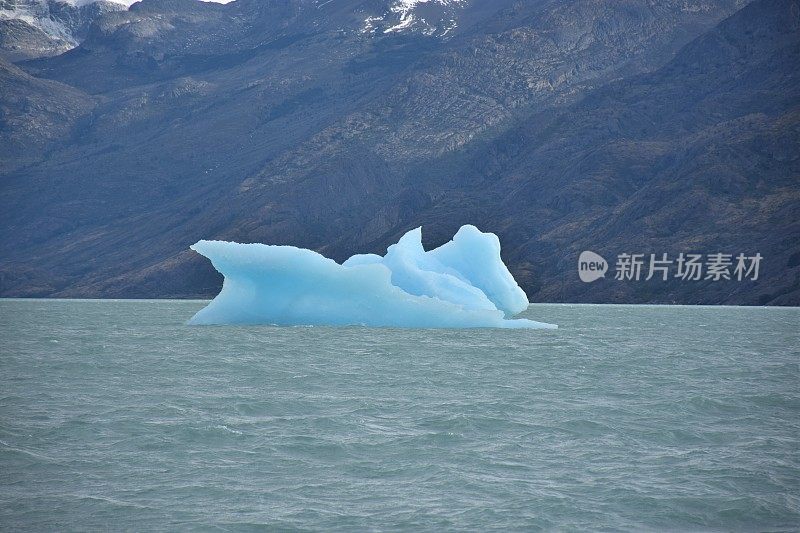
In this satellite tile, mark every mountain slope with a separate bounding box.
[1,0,797,304]
[411,0,800,305]
[0,0,125,61]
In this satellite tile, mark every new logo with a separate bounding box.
[578,251,608,283]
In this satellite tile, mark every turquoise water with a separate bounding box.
[0,300,798,531]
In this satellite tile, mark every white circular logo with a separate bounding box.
[578,251,608,282]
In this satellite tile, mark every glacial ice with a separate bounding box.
[188,225,556,329]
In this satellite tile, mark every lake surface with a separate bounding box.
[0,300,798,531]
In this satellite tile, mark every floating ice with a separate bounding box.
[189,225,556,329]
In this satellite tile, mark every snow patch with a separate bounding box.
[361,0,466,37]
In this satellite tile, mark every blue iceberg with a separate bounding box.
[189,225,556,329]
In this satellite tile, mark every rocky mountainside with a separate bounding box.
[0,0,125,60]
[1,0,798,304]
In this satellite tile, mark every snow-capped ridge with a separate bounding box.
[361,0,466,37]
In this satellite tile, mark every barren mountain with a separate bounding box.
[1,0,798,304]
[0,0,125,60]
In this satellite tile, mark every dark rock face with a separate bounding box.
[0,0,798,304]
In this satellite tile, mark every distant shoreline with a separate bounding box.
[1,298,797,309]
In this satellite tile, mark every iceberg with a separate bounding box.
[188,225,556,329]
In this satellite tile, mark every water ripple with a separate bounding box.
[0,300,798,530]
